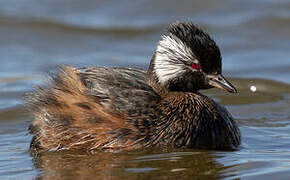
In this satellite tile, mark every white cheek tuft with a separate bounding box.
[154,56,184,84]
[154,35,196,84]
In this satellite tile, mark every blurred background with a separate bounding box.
[0,0,290,179]
[0,0,289,82]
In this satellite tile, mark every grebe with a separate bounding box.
[27,22,241,152]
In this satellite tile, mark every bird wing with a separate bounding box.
[26,66,160,151]
[78,67,160,114]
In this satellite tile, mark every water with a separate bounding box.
[0,0,290,179]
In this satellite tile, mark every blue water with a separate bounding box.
[0,0,290,179]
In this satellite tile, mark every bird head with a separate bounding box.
[148,22,237,93]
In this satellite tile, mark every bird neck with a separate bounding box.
[146,53,169,95]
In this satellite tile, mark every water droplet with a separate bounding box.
[250,85,256,92]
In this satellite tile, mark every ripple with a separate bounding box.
[0,16,163,36]
[205,77,290,105]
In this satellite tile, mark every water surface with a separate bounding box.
[0,0,290,179]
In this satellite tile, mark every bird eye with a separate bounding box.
[191,63,199,70]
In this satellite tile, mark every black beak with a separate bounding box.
[207,74,237,93]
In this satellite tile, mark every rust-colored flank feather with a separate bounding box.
[26,22,241,153]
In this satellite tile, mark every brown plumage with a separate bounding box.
[26,22,241,153]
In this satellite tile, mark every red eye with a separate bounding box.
[191,63,199,70]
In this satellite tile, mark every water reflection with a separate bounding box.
[32,150,235,179]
